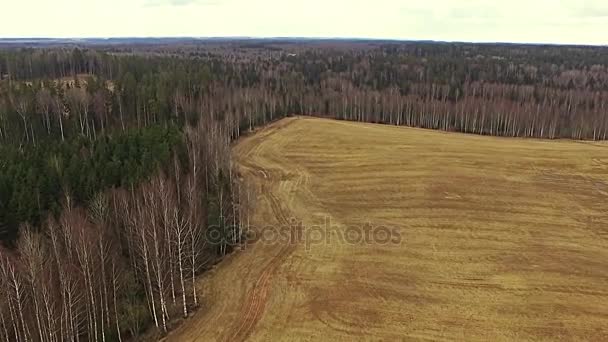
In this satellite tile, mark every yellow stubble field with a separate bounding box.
[166,116,608,341]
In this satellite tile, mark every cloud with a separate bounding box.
[571,4,608,18]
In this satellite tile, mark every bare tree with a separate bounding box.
[51,96,66,141]
[9,90,32,144]
[36,88,53,136]
[66,87,91,138]
[18,227,46,342]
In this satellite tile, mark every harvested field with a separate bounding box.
[166,116,608,341]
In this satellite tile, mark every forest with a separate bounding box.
[0,39,607,341]
[0,125,182,241]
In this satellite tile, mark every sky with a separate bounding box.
[1,0,607,45]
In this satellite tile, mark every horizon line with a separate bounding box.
[0,36,606,48]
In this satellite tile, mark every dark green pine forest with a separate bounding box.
[0,125,182,241]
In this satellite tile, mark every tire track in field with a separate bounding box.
[227,194,300,342]
[228,119,304,342]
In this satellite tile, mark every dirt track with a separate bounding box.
[165,117,608,341]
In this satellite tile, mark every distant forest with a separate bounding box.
[2,41,608,144]
[0,40,607,341]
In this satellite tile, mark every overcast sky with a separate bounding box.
[2,0,607,45]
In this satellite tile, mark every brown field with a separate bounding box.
[165,117,608,341]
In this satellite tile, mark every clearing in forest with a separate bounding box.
[166,116,608,341]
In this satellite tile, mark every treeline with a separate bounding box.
[0,46,266,341]
[1,42,608,141]
[0,118,253,341]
